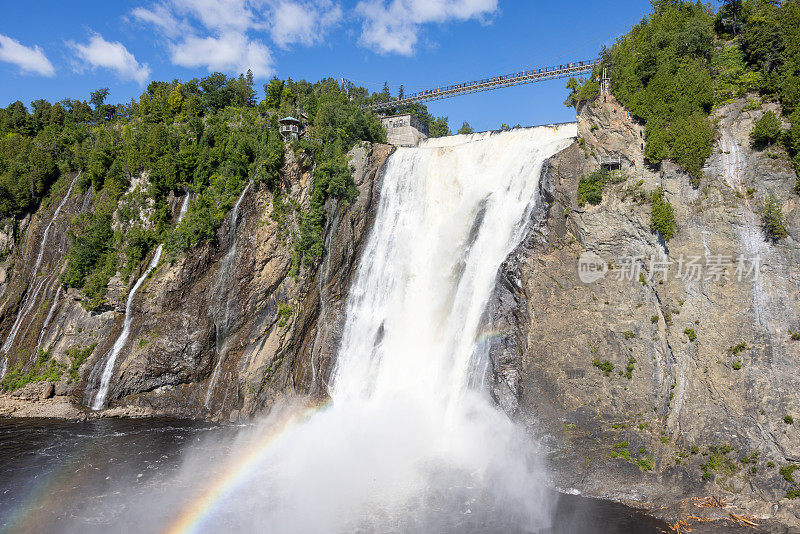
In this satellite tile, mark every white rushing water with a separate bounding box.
[182,126,577,532]
[205,182,251,408]
[90,194,192,410]
[0,174,79,376]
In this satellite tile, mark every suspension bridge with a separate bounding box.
[364,60,599,113]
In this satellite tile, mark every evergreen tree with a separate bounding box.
[457,121,474,135]
[760,194,788,242]
[246,69,256,107]
[750,111,782,148]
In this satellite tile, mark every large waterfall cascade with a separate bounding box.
[185,125,578,532]
[89,194,192,410]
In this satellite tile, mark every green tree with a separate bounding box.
[90,88,113,122]
[750,110,782,148]
[760,194,788,242]
[263,77,285,109]
[716,0,744,35]
[564,76,600,107]
[168,84,185,115]
[429,116,450,138]
[669,112,715,187]
[457,121,474,135]
[245,69,256,107]
[650,187,676,240]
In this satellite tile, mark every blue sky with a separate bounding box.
[0,0,656,131]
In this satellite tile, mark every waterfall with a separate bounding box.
[193,126,576,532]
[35,281,62,356]
[0,173,79,376]
[89,194,192,410]
[204,182,251,408]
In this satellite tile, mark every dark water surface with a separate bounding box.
[0,418,667,533]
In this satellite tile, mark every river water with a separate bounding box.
[0,418,666,533]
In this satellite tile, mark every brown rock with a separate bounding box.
[40,383,55,400]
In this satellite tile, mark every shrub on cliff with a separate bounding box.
[750,111,782,148]
[649,187,676,241]
[759,194,788,242]
[577,169,607,206]
[564,76,600,107]
[669,111,715,187]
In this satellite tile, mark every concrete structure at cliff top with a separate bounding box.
[381,113,428,147]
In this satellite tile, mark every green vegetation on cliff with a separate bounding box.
[0,349,63,391]
[650,187,676,241]
[760,193,789,241]
[606,0,716,186]
[567,0,800,190]
[0,72,390,308]
[577,169,607,206]
[730,0,800,187]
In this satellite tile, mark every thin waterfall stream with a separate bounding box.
[89,193,192,410]
[204,182,251,407]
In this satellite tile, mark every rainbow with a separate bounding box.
[166,401,328,534]
[474,329,512,344]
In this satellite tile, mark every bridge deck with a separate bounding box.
[366,60,597,113]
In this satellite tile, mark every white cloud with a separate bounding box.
[131,0,343,78]
[170,32,274,78]
[270,1,342,48]
[131,5,189,38]
[69,33,151,85]
[356,0,498,55]
[171,0,255,32]
[0,34,55,76]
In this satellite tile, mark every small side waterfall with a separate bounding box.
[0,173,79,376]
[89,194,192,410]
[35,283,62,355]
[204,182,251,407]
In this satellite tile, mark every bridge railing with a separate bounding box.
[366,60,598,113]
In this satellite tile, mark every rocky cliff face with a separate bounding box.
[2,96,799,529]
[486,95,800,529]
[0,142,393,421]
